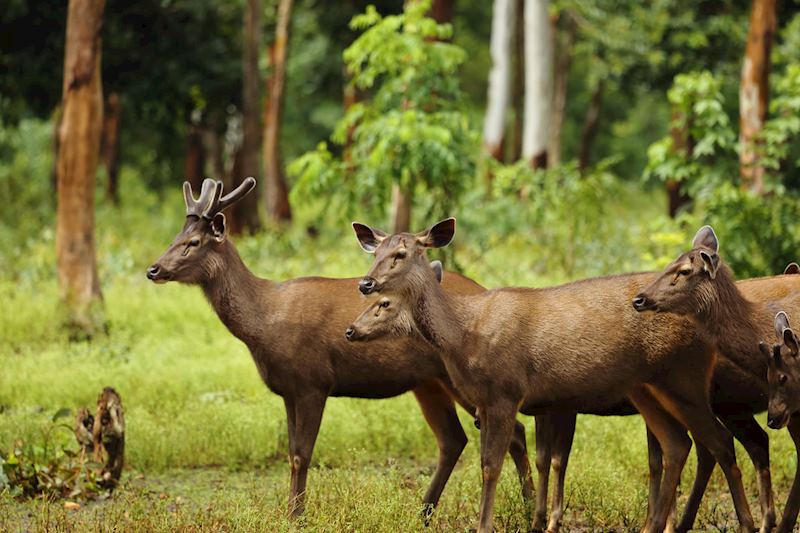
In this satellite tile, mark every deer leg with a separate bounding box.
[642,427,663,532]
[533,414,554,532]
[546,412,576,533]
[509,419,536,515]
[476,404,518,533]
[287,392,327,518]
[649,386,755,533]
[674,441,715,533]
[717,413,775,533]
[630,388,692,533]
[776,418,800,533]
[413,382,469,520]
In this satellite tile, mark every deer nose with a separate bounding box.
[345,327,356,340]
[359,278,377,295]
[147,264,161,280]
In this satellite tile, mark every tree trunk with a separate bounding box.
[56,0,106,338]
[578,80,604,173]
[428,0,454,24]
[51,106,63,193]
[739,0,777,194]
[263,0,293,223]
[510,0,524,162]
[391,183,413,233]
[239,0,262,233]
[548,11,575,167]
[483,0,516,161]
[667,108,692,217]
[101,92,121,205]
[184,120,205,193]
[522,0,553,169]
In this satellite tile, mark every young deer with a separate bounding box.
[634,226,800,533]
[761,311,800,431]
[346,218,757,533]
[146,179,536,518]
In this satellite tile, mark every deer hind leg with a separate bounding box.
[673,441,715,533]
[649,386,756,533]
[629,387,692,533]
[533,414,554,532]
[717,413,775,533]
[546,412,576,533]
[286,392,327,518]
[476,403,519,533]
[776,418,800,533]
[642,427,664,532]
[413,382,469,520]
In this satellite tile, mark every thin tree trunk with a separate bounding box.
[483,0,516,161]
[184,120,205,193]
[667,108,692,217]
[548,11,575,167]
[578,80,604,173]
[522,0,553,169]
[239,0,262,233]
[739,0,777,194]
[391,183,413,233]
[56,0,106,337]
[101,92,121,205]
[263,0,293,223]
[429,0,454,23]
[510,0,524,162]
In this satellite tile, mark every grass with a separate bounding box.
[2,179,799,531]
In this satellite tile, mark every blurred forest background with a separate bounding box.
[3,1,800,529]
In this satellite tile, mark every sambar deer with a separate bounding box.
[146,178,535,518]
[346,218,757,533]
[634,226,800,533]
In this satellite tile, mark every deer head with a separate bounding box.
[632,225,722,314]
[352,218,455,295]
[760,311,800,429]
[147,177,256,284]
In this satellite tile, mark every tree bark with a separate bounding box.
[428,0,454,24]
[239,0,262,233]
[101,92,121,205]
[56,0,106,337]
[739,0,777,194]
[510,0,524,162]
[391,183,413,233]
[263,0,293,223]
[548,11,575,167]
[483,0,516,161]
[667,107,692,217]
[578,80,604,173]
[184,119,205,193]
[522,0,553,169]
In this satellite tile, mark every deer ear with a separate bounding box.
[699,250,719,279]
[211,213,227,242]
[692,225,719,252]
[417,218,456,248]
[783,327,800,357]
[430,260,444,283]
[352,222,387,253]
[785,263,800,275]
[776,311,791,339]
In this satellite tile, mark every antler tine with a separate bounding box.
[216,177,257,213]
[200,180,223,219]
[183,181,199,215]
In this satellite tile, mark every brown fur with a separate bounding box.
[147,181,535,519]
[349,221,758,533]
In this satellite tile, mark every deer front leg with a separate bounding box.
[477,404,518,533]
[533,414,553,533]
[777,418,800,533]
[286,392,327,518]
[546,412,576,533]
[675,442,715,533]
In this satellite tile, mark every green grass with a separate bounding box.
[1,180,799,531]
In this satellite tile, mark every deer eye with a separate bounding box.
[188,238,201,247]
[780,374,788,385]
[379,300,390,308]
[678,267,691,276]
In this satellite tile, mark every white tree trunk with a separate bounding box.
[483,0,516,160]
[522,0,553,166]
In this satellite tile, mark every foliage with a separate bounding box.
[645,67,800,277]
[289,1,478,226]
[0,409,107,501]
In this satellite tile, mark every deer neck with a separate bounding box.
[201,241,274,343]
[695,266,768,364]
[409,274,468,358]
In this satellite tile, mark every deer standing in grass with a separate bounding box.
[346,218,757,533]
[146,178,536,518]
[634,226,800,533]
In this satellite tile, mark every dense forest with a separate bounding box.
[3,2,800,530]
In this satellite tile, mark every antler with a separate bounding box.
[183,177,256,218]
